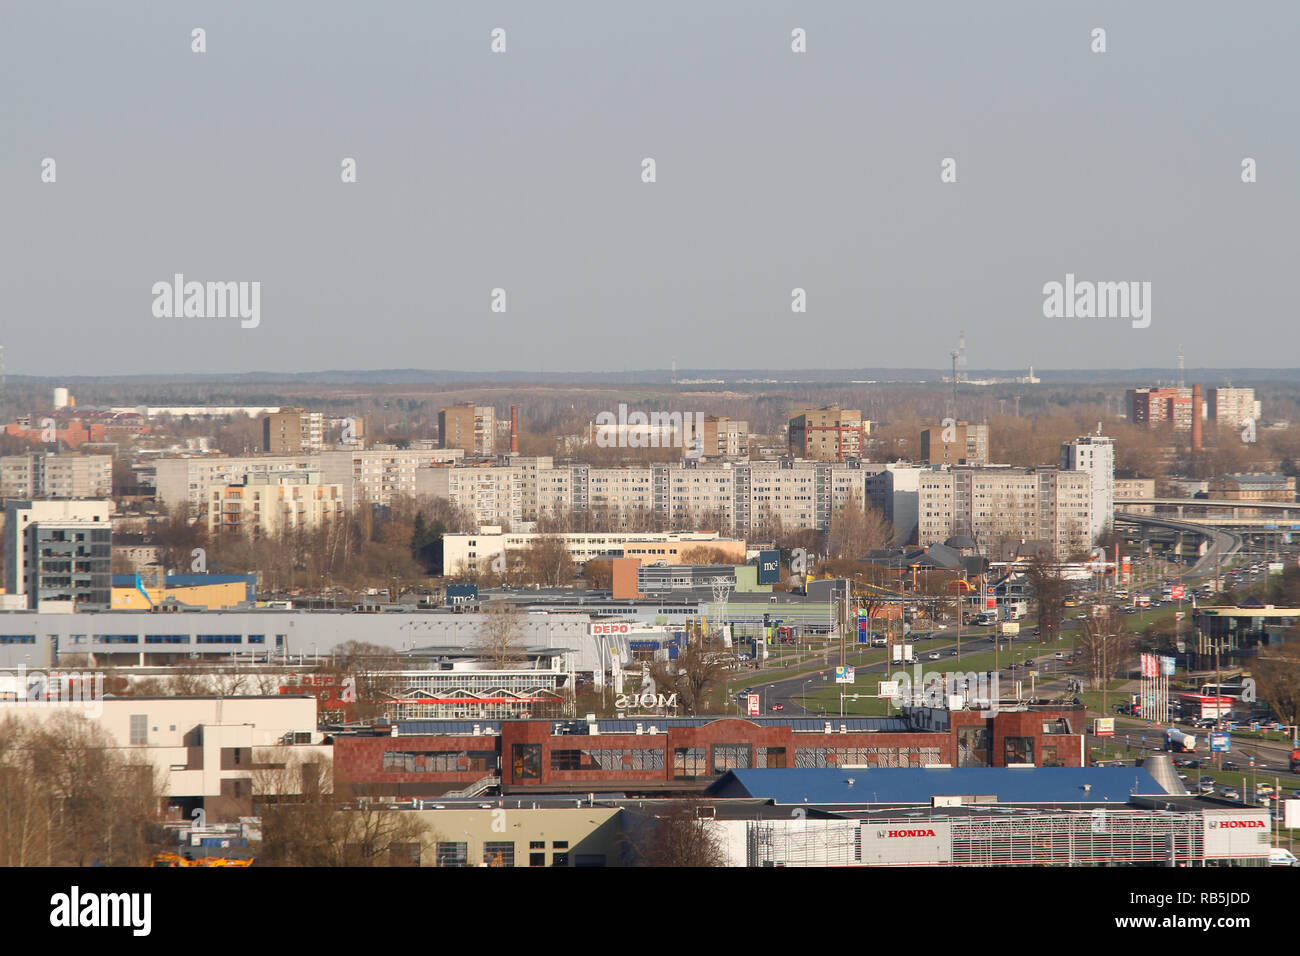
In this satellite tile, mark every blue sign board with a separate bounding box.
[1209,732,1230,753]
[757,550,781,585]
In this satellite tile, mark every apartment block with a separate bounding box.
[919,421,989,465]
[154,456,320,515]
[1061,434,1115,544]
[319,448,465,508]
[4,499,113,610]
[0,452,113,499]
[207,472,346,538]
[1114,477,1157,514]
[439,404,496,456]
[917,467,1091,560]
[788,407,870,462]
[1209,387,1260,430]
[698,416,749,458]
[263,407,325,454]
[1128,387,1194,430]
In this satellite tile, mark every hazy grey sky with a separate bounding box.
[2,1,1297,377]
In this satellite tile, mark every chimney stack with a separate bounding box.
[510,405,519,454]
[1191,384,1203,453]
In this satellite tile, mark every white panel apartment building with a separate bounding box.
[156,449,466,515]
[1209,387,1260,429]
[155,456,321,515]
[0,453,113,499]
[318,448,465,508]
[424,460,875,535]
[1060,435,1115,544]
[918,467,1092,559]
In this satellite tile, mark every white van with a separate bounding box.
[1269,848,1297,867]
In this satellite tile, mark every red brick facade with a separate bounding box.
[333,707,1086,799]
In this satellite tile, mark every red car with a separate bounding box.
[771,703,785,711]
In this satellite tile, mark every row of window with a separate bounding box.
[82,634,266,645]
[381,750,497,774]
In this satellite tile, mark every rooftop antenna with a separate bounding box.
[1177,345,1185,389]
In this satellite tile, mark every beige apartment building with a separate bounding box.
[919,421,989,465]
[317,448,464,508]
[788,407,870,462]
[0,452,113,499]
[917,467,1091,559]
[262,407,325,454]
[698,416,749,458]
[439,404,496,456]
[207,472,346,538]
[1209,387,1260,430]
[1113,477,1157,514]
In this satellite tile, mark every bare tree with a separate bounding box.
[254,749,437,866]
[827,492,893,559]
[650,630,731,715]
[477,603,527,669]
[622,801,726,867]
[0,713,166,867]
[1023,553,1069,642]
[1252,640,1300,726]
[1075,607,1132,695]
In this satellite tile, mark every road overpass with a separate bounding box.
[1112,511,1243,580]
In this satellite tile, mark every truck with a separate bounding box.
[1290,748,1300,773]
[1166,728,1197,753]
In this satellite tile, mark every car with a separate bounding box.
[948,649,958,657]
[1023,658,1034,666]
[1222,788,1241,801]
[928,652,941,660]
[1256,783,1276,795]
[1054,652,1065,660]
[1223,761,1240,771]
[1173,758,1193,768]
[1177,773,1189,781]
[771,703,784,711]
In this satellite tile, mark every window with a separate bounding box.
[757,747,786,769]
[382,750,497,773]
[145,635,189,644]
[552,841,569,849]
[247,635,265,644]
[529,841,545,849]
[550,748,664,771]
[96,634,138,644]
[673,747,706,779]
[552,852,570,867]
[0,635,35,645]
[711,744,752,774]
[483,842,515,867]
[512,744,542,780]
[435,842,468,867]
[196,635,242,644]
[529,852,546,867]
[129,714,147,746]
[1004,736,1035,765]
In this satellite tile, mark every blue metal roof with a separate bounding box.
[707,766,1166,805]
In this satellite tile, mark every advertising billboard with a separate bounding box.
[1209,732,1231,753]
[757,550,781,585]
[835,665,855,684]
[1093,717,1115,737]
[1202,811,1271,859]
[858,820,952,865]
[746,694,760,717]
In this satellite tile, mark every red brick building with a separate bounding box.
[332,707,1086,800]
